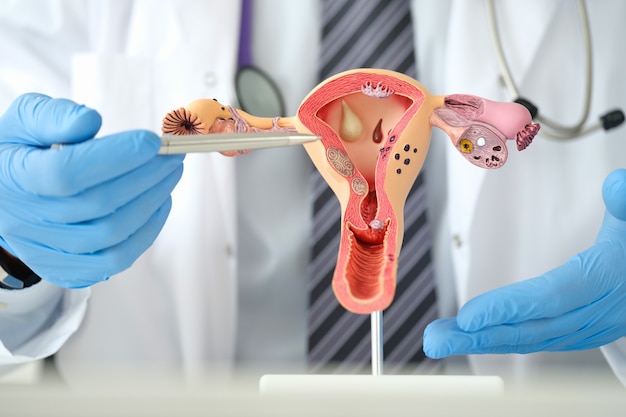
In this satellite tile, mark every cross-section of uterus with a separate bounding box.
[162,68,539,314]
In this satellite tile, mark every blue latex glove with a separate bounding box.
[0,93,184,288]
[424,168,626,357]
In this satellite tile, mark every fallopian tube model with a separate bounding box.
[162,68,539,315]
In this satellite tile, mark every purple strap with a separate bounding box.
[238,0,252,68]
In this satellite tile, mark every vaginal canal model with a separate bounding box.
[162,68,539,315]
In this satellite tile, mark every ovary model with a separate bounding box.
[162,68,539,314]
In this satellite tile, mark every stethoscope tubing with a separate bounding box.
[486,0,599,139]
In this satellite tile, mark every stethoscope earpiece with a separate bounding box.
[601,109,626,131]
[513,98,538,120]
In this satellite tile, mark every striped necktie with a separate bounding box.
[307,0,440,375]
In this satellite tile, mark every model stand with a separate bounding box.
[162,68,538,396]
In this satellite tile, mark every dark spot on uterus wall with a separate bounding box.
[395,142,418,174]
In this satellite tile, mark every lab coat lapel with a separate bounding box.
[157,0,242,369]
[445,0,561,302]
[487,0,562,85]
[118,0,243,367]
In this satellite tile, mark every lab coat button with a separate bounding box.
[453,234,463,248]
[203,71,217,87]
[225,245,233,257]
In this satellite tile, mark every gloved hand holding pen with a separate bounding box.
[0,93,184,288]
[424,168,626,357]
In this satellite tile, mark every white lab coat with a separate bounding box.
[1,0,625,387]
[421,0,626,385]
[0,0,319,385]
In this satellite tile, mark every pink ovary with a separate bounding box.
[458,124,508,168]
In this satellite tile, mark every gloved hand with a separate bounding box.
[424,168,626,357]
[0,93,184,288]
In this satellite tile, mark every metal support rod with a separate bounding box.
[370,311,383,375]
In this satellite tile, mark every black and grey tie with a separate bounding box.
[307,0,440,375]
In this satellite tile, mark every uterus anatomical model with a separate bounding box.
[162,68,539,315]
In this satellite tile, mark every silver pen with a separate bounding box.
[158,132,321,154]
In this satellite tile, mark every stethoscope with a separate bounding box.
[486,0,624,140]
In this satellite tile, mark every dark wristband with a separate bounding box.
[0,247,42,290]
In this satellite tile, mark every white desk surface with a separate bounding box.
[2,368,625,417]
